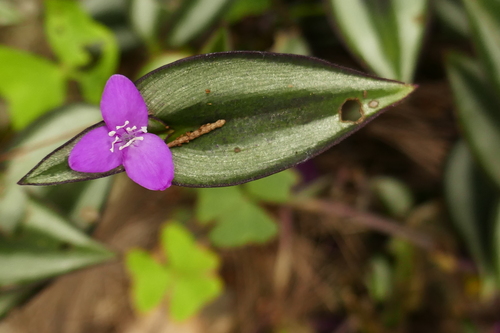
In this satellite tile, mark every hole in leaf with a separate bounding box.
[339,99,364,123]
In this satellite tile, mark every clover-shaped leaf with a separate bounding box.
[126,223,222,321]
[45,0,118,103]
[196,171,297,247]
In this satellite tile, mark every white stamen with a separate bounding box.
[110,136,120,152]
[115,120,130,130]
[126,126,137,133]
[108,130,116,137]
[141,126,147,133]
[119,136,144,150]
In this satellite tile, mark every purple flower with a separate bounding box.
[69,74,174,191]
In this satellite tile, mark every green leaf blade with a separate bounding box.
[138,52,415,187]
[327,0,428,82]
[20,52,415,187]
[446,53,500,189]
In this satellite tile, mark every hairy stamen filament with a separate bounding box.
[110,136,120,152]
[119,136,144,150]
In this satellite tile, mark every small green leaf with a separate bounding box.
[462,0,500,93]
[45,0,118,103]
[371,176,414,218]
[20,52,415,187]
[366,256,393,302]
[0,201,114,287]
[196,186,278,247]
[244,169,298,203]
[161,223,220,273]
[209,199,277,247]
[167,0,235,47]
[126,223,222,320]
[446,53,500,189]
[126,249,171,312]
[169,275,222,321]
[327,0,428,82]
[196,186,245,223]
[0,47,65,129]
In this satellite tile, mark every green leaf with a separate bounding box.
[19,52,415,187]
[169,275,221,321]
[444,141,497,277]
[126,249,171,312]
[462,0,500,93]
[196,187,278,247]
[0,285,36,318]
[209,198,278,247]
[129,0,163,46]
[446,53,500,189]
[371,176,414,218]
[45,0,118,103]
[244,169,298,203]
[127,223,222,320]
[167,0,235,47]
[366,256,393,302]
[0,47,65,129]
[434,0,470,37]
[2,104,103,233]
[327,0,428,82]
[0,200,114,287]
[161,223,220,273]
[196,186,246,223]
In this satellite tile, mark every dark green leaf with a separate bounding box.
[446,53,500,189]
[326,0,428,82]
[444,141,497,277]
[462,0,500,93]
[0,201,114,287]
[2,104,103,233]
[20,52,415,187]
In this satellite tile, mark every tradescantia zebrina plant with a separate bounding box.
[18,51,416,188]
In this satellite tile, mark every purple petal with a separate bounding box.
[122,133,174,191]
[69,127,123,173]
[100,74,148,130]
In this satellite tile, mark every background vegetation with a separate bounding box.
[0,0,500,332]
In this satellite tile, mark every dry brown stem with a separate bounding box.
[167,119,226,148]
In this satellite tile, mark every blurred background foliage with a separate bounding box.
[0,0,500,332]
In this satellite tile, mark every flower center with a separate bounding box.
[108,120,148,152]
